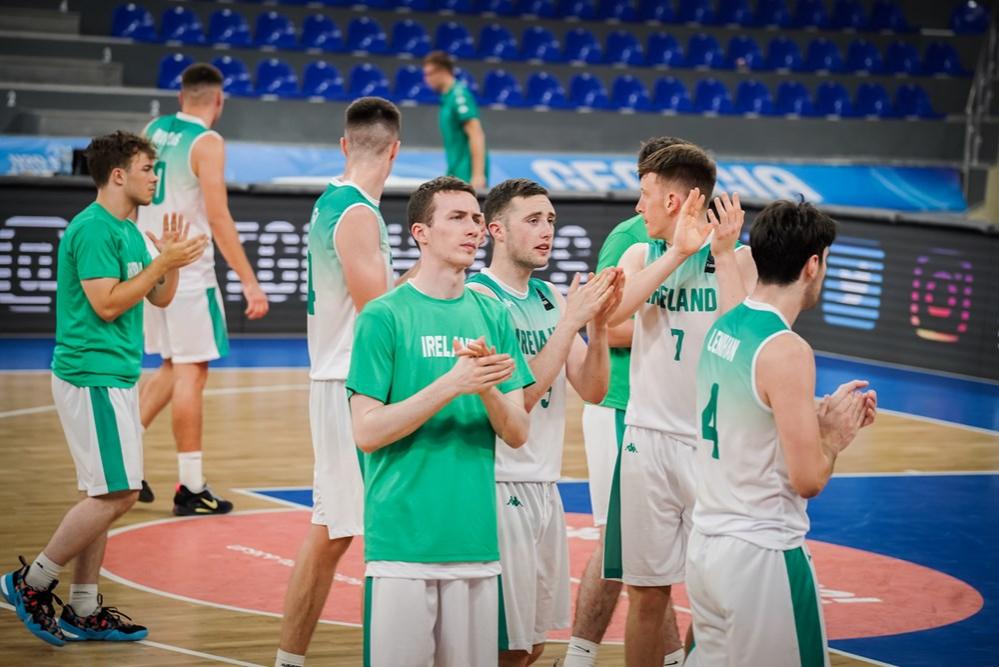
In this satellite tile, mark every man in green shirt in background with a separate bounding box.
[423,51,490,190]
[2,131,206,647]
[347,176,532,666]
[565,136,691,667]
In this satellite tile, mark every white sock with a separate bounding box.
[664,647,685,666]
[563,636,599,667]
[25,551,62,590]
[69,583,100,617]
[178,452,204,493]
[275,649,305,667]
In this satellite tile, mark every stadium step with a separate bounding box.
[4,108,148,137]
[0,7,80,35]
[0,55,122,87]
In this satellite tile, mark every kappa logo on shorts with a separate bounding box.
[625,443,638,453]
[506,495,523,508]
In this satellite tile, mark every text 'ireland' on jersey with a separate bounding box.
[136,112,219,291]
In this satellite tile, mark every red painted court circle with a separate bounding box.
[103,509,984,642]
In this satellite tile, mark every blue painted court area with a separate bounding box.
[252,475,999,667]
[2,337,996,431]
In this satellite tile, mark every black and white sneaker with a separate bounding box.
[172,484,234,516]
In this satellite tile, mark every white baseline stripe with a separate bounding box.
[829,647,898,666]
[230,487,315,510]
[0,601,265,666]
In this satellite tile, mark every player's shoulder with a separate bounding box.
[467,286,509,317]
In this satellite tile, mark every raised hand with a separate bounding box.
[593,267,624,328]
[672,187,712,257]
[145,212,208,270]
[817,379,870,454]
[446,337,515,395]
[707,192,744,257]
[565,269,615,329]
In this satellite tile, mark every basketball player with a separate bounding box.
[1,131,206,645]
[686,200,877,667]
[136,63,268,515]
[423,50,489,189]
[273,97,402,667]
[567,136,688,667]
[603,144,757,667]
[467,178,622,667]
[347,177,533,666]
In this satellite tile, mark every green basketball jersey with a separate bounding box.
[439,81,489,184]
[52,202,152,388]
[594,214,650,411]
[306,178,392,381]
[467,269,564,482]
[693,299,809,550]
[346,283,534,563]
[137,113,219,291]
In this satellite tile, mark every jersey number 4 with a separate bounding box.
[701,382,719,459]
[152,161,167,205]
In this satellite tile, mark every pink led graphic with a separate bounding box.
[910,249,973,343]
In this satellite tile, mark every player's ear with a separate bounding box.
[339,136,348,157]
[803,254,820,282]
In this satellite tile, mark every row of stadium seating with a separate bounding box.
[116,5,969,76]
[158,52,940,117]
[137,0,990,33]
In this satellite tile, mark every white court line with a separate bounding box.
[230,487,314,510]
[828,647,898,666]
[0,601,265,666]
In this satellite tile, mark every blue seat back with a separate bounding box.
[869,0,909,32]
[726,35,763,69]
[564,27,602,63]
[605,30,645,66]
[648,33,685,68]
[395,64,438,103]
[775,81,813,115]
[348,17,388,53]
[391,19,431,57]
[734,79,773,114]
[766,36,803,71]
[525,71,569,107]
[302,61,345,99]
[157,53,193,89]
[951,0,990,33]
[255,11,297,49]
[479,24,519,60]
[435,21,475,58]
[884,40,921,75]
[831,0,867,29]
[814,81,851,116]
[894,83,937,118]
[483,69,524,106]
[113,3,157,42]
[640,0,675,22]
[602,0,640,22]
[349,63,390,97]
[677,0,714,24]
[923,42,966,76]
[569,72,610,108]
[611,74,651,110]
[793,0,829,28]
[209,9,251,47]
[522,26,562,62]
[694,78,734,114]
[559,0,598,20]
[437,0,476,13]
[480,0,518,16]
[256,58,299,97]
[854,82,892,117]
[804,38,843,72]
[716,0,753,26]
[687,33,724,69]
[211,55,253,95]
[845,39,882,73]
[161,7,205,44]
[302,14,343,51]
[653,76,692,112]
[755,0,792,27]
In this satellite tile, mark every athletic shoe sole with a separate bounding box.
[1,571,65,647]
[58,619,148,642]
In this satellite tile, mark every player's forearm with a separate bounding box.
[211,216,258,287]
[93,257,172,321]
[523,319,577,411]
[352,379,456,453]
[572,325,609,404]
[480,388,529,448]
[607,318,634,348]
[713,250,748,314]
[468,128,486,182]
[609,247,686,327]
[146,266,180,308]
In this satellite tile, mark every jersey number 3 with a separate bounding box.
[702,382,719,459]
[152,161,167,205]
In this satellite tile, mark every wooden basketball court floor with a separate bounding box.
[1,339,996,666]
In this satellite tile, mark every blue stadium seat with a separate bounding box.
[605,30,645,66]
[394,64,438,104]
[157,53,193,90]
[301,14,343,52]
[754,0,792,27]
[302,61,346,100]
[734,80,773,114]
[775,81,813,115]
[854,82,893,117]
[639,0,676,22]
[112,3,157,42]
[923,42,968,76]
[803,38,843,72]
[765,36,804,71]
[482,70,525,106]
[455,67,480,95]
[521,26,563,63]
[520,0,558,17]
[160,7,205,44]
[611,75,653,111]
[525,71,571,108]
[479,24,519,60]
[255,11,298,50]
[687,33,725,69]
[894,83,940,118]
[653,77,693,113]
[831,0,867,30]
[348,17,389,54]
[884,40,921,75]
[397,0,436,10]
[435,21,475,58]
[647,33,685,68]
[814,81,852,116]
[868,0,910,32]
[437,0,476,13]
[479,0,518,16]
[564,27,602,64]
[569,72,612,109]
[209,9,251,47]
[677,0,714,24]
[601,0,641,23]
[256,58,299,97]
[349,63,391,97]
[792,0,829,28]
[726,35,764,70]
[211,55,253,96]
[359,0,394,9]
[716,0,753,26]
[845,39,883,73]
[951,0,990,34]
[391,19,431,57]
[694,79,734,114]
[559,0,598,20]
